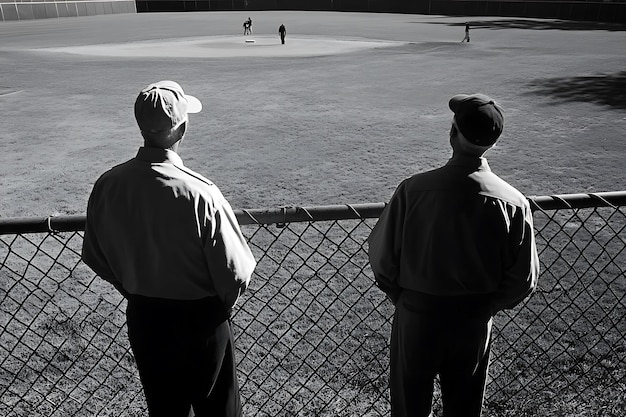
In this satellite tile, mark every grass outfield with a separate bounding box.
[0,11,624,219]
[0,10,625,417]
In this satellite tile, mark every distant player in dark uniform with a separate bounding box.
[243,17,252,35]
[462,22,470,43]
[279,24,286,44]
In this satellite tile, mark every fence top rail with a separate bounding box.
[1,191,625,235]
[528,191,626,211]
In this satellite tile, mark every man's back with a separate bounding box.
[84,146,250,301]
[391,155,532,298]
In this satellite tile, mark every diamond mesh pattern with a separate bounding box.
[1,194,624,416]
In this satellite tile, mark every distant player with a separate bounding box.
[462,22,470,43]
[243,17,252,35]
[279,24,286,44]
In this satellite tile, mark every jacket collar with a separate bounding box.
[135,146,184,167]
[446,154,491,171]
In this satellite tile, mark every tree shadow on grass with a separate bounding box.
[421,18,626,32]
[525,71,626,110]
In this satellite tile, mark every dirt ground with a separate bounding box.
[0,11,625,218]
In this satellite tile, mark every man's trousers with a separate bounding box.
[390,291,493,417]
[126,295,240,417]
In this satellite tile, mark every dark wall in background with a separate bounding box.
[136,0,626,24]
[1,0,622,23]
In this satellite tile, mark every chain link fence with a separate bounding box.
[1,192,625,416]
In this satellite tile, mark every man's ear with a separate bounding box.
[178,122,187,139]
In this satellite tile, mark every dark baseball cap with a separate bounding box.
[449,93,504,146]
[134,80,202,134]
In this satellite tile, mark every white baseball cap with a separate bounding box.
[134,80,202,134]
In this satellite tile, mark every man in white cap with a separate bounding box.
[82,80,256,417]
[368,94,539,417]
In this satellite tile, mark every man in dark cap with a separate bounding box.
[368,93,539,417]
[82,80,256,417]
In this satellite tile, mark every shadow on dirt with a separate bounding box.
[421,18,626,32]
[525,71,626,110]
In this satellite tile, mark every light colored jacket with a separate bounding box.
[82,147,256,308]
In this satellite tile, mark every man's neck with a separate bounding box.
[143,142,180,153]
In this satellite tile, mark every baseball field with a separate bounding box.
[0,10,625,417]
[0,11,624,219]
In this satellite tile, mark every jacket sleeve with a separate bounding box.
[367,184,405,303]
[81,186,129,298]
[205,201,257,309]
[491,202,540,312]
